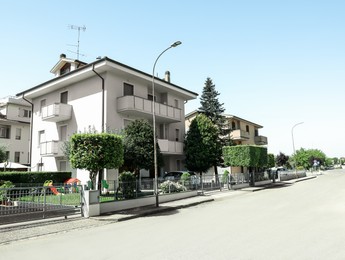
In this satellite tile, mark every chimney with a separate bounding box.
[164,71,171,82]
[60,53,66,59]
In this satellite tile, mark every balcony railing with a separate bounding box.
[158,139,183,155]
[40,141,64,157]
[117,96,182,123]
[41,103,72,122]
[231,129,250,140]
[254,135,268,145]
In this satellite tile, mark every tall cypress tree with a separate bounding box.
[198,77,231,179]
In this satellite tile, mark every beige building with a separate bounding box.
[0,96,31,165]
[17,54,197,184]
[185,110,268,176]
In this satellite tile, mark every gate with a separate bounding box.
[0,184,82,225]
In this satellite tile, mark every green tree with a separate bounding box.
[184,114,219,175]
[122,119,163,177]
[276,152,290,167]
[198,77,231,179]
[267,153,275,168]
[291,148,326,170]
[0,145,7,163]
[69,133,124,189]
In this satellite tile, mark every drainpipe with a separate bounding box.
[92,64,105,190]
[21,94,33,170]
[92,64,105,133]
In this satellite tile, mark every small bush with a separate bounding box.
[160,180,187,194]
[118,171,136,199]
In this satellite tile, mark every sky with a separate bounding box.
[1,0,344,158]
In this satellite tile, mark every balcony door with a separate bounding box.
[60,91,68,104]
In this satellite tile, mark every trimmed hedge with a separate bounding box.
[0,171,72,185]
[223,145,268,167]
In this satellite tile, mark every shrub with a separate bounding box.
[0,172,71,185]
[160,180,187,194]
[118,171,136,199]
[222,170,229,183]
[0,180,15,202]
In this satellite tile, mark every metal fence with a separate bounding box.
[0,184,82,225]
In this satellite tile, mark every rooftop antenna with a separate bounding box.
[68,24,86,60]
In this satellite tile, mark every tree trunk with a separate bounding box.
[214,165,219,185]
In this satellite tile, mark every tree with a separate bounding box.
[291,148,326,170]
[276,152,290,168]
[267,153,275,168]
[122,119,163,177]
[198,77,231,179]
[184,114,219,175]
[0,146,7,163]
[69,133,124,189]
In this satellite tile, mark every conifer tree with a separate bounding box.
[198,77,231,179]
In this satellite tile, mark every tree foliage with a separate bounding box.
[0,145,7,163]
[123,119,163,176]
[223,145,268,168]
[291,148,326,170]
[69,133,124,188]
[184,114,219,174]
[267,153,275,168]
[275,152,290,167]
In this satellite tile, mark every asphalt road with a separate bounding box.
[2,169,345,260]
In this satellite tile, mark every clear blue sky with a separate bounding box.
[1,0,344,158]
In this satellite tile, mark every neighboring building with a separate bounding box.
[16,54,197,184]
[185,110,268,175]
[0,96,31,165]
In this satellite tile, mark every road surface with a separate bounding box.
[2,169,345,260]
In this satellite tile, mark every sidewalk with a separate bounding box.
[0,176,316,245]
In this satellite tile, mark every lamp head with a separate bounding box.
[171,41,182,47]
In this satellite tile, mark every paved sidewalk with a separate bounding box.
[0,176,316,245]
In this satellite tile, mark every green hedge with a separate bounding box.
[0,171,72,185]
[223,145,268,167]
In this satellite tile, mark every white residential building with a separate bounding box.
[17,54,197,184]
[0,96,31,165]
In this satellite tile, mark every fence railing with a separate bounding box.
[0,185,82,224]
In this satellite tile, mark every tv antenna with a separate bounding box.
[68,24,86,59]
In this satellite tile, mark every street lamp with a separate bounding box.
[152,41,182,207]
[291,122,304,175]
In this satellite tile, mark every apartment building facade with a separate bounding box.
[0,96,31,165]
[17,54,197,184]
[185,110,268,175]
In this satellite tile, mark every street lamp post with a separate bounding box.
[152,41,182,207]
[291,122,304,176]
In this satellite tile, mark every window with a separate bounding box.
[255,129,259,136]
[18,108,31,118]
[59,125,67,141]
[231,122,236,129]
[176,160,181,171]
[24,109,31,118]
[14,152,20,163]
[59,161,67,171]
[60,91,68,104]
[40,99,46,115]
[123,83,134,96]
[175,129,180,141]
[174,99,179,108]
[38,130,45,145]
[0,126,10,139]
[148,94,156,101]
[15,128,21,140]
[246,125,250,133]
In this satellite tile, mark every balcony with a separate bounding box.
[40,141,64,157]
[254,135,268,145]
[41,103,72,122]
[158,139,183,155]
[231,129,250,141]
[117,96,182,123]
